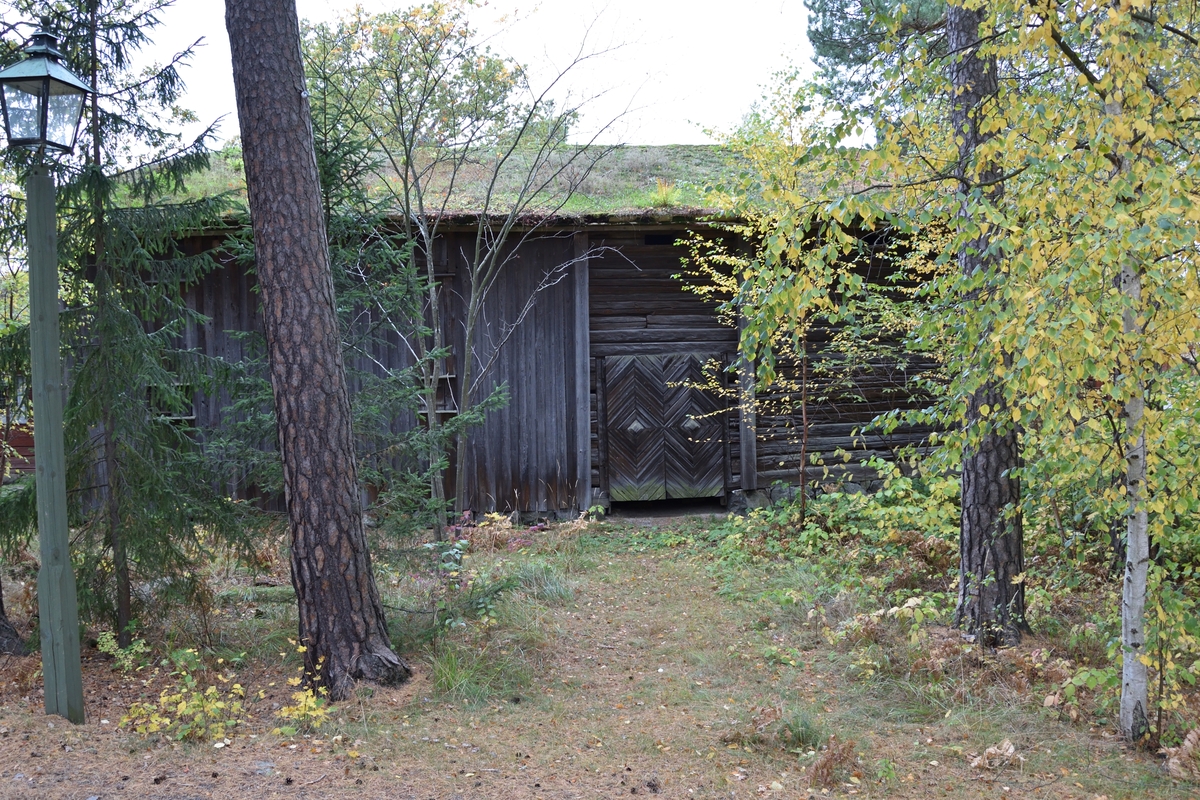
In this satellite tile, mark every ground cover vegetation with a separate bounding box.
[0,511,1193,796]
[0,0,1196,793]
[685,0,1200,751]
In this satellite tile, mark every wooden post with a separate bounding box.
[573,231,591,512]
[737,316,758,492]
[28,166,84,724]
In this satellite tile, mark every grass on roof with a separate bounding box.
[171,144,739,217]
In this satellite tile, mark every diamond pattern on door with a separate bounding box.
[663,354,725,499]
[605,355,667,501]
[604,353,725,502]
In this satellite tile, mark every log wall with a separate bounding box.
[585,229,740,502]
[179,220,935,514]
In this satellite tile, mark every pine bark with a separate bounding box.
[947,3,1028,645]
[0,575,25,656]
[225,0,410,699]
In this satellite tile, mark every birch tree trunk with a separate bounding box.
[947,1,1028,646]
[1110,87,1149,741]
[1118,256,1150,743]
[225,0,411,699]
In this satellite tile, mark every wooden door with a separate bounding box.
[605,355,667,501]
[604,354,724,502]
[663,354,725,498]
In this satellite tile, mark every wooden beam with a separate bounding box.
[573,231,592,512]
[737,316,758,492]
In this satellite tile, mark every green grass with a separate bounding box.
[510,561,574,604]
[169,144,739,216]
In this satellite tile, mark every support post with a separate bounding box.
[737,316,758,492]
[573,231,591,512]
[28,166,83,724]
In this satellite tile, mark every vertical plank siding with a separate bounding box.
[453,231,578,515]
[185,246,261,432]
[179,219,934,515]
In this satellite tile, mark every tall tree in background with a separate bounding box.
[225,0,410,699]
[803,0,1030,643]
[302,15,469,537]
[1,1,252,646]
[805,0,945,110]
[305,4,616,523]
[944,2,1026,646]
[803,0,1028,643]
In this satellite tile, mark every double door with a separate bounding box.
[603,353,725,502]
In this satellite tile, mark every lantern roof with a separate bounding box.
[0,32,90,94]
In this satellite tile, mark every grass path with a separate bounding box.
[0,524,1191,799]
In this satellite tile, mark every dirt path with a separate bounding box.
[0,541,1187,799]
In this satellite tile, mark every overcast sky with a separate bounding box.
[141,0,812,147]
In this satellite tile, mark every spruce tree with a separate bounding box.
[0,1,255,645]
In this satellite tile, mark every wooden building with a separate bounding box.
[181,211,932,517]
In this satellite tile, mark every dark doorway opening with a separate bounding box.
[607,496,727,520]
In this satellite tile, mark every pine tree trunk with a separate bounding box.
[0,574,25,656]
[947,2,1027,645]
[956,384,1027,644]
[225,0,411,700]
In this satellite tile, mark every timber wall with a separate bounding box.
[178,221,935,514]
[585,228,741,500]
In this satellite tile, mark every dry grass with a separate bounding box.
[808,735,858,788]
[0,518,1192,799]
[181,145,737,215]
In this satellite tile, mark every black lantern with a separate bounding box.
[0,31,90,153]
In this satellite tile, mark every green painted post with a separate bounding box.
[27,165,84,724]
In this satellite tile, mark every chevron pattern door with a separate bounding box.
[604,354,725,502]
[605,355,667,501]
[663,354,725,498]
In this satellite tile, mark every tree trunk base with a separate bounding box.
[0,614,26,656]
[356,650,412,684]
[326,642,415,700]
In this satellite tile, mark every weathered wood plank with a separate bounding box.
[591,316,647,330]
[574,231,591,512]
[590,328,737,345]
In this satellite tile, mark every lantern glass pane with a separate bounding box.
[44,83,84,150]
[2,79,43,141]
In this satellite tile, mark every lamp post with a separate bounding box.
[0,30,91,724]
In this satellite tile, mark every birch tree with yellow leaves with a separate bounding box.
[726,0,1200,743]
[978,0,1200,745]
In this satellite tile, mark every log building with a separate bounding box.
[180,211,933,516]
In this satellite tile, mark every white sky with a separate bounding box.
[143,0,813,146]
